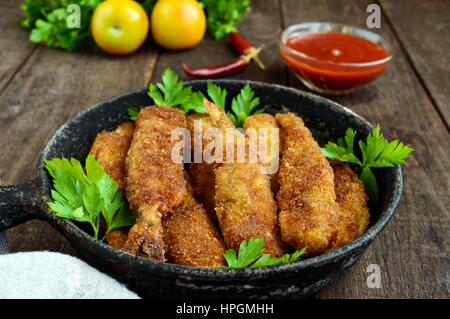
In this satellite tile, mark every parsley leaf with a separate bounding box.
[221,238,264,268]
[207,82,227,109]
[19,0,102,52]
[219,238,306,269]
[128,106,144,121]
[147,68,205,114]
[321,125,414,201]
[199,0,251,39]
[181,91,207,114]
[130,72,265,125]
[229,84,266,127]
[45,154,135,240]
[205,82,266,127]
[251,247,307,268]
[321,128,362,166]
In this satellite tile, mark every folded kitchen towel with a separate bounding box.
[0,231,8,255]
[0,251,140,299]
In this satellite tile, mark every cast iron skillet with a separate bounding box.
[0,80,402,298]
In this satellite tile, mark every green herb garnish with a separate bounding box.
[147,68,206,114]
[321,125,414,201]
[127,106,144,121]
[128,70,265,124]
[206,82,265,127]
[45,154,135,240]
[227,83,265,127]
[206,81,227,109]
[19,0,103,52]
[219,238,306,269]
[200,0,251,39]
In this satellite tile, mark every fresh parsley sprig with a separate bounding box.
[206,82,266,127]
[147,68,207,114]
[227,84,266,127]
[200,0,251,39]
[128,70,265,126]
[219,238,307,269]
[127,106,143,121]
[207,81,228,109]
[19,0,103,52]
[45,154,135,240]
[321,125,414,201]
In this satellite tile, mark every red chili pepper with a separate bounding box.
[229,32,265,70]
[181,32,265,78]
[181,58,247,78]
[229,32,254,55]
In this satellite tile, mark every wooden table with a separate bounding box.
[1,0,448,298]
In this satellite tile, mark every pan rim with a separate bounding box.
[36,80,403,279]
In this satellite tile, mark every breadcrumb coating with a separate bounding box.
[123,106,187,261]
[186,113,218,219]
[163,173,226,267]
[243,114,282,194]
[275,112,338,255]
[204,99,286,257]
[89,122,135,192]
[328,160,370,251]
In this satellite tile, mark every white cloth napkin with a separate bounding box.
[0,251,140,299]
[0,231,8,255]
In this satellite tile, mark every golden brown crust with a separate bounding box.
[202,98,236,131]
[89,122,134,250]
[123,106,187,261]
[243,114,282,194]
[186,113,218,219]
[104,227,130,250]
[328,160,370,250]
[204,99,286,257]
[275,112,338,255]
[188,163,216,217]
[89,122,135,192]
[215,163,286,257]
[163,173,226,267]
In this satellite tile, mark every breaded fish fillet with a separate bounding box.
[204,99,286,257]
[89,122,135,192]
[215,163,286,257]
[89,122,134,249]
[275,112,338,255]
[328,160,370,250]
[163,173,226,267]
[104,227,130,250]
[123,106,187,261]
[243,114,282,194]
[186,113,217,218]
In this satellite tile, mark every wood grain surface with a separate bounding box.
[379,0,450,127]
[0,0,37,93]
[0,0,448,298]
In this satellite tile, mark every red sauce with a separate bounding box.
[281,32,391,92]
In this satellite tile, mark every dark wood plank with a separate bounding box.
[282,0,450,298]
[151,0,286,84]
[379,0,450,127]
[1,44,158,254]
[0,0,37,92]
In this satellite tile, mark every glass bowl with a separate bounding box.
[279,22,394,94]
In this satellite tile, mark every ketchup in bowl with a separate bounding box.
[279,23,393,94]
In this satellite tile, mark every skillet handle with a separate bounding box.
[0,182,43,231]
